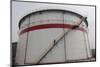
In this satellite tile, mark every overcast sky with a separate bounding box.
[12,1,95,49]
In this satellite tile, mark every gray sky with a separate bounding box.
[12,1,95,49]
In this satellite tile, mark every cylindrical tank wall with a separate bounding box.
[16,10,92,65]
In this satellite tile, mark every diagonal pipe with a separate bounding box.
[35,17,87,64]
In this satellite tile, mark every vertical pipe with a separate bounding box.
[86,28,92,60]
[24,16,30,64]
[62,11,67,62]
[82,25,89,59]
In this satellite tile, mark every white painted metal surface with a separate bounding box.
[15,10,92,65]
[15,17,29,64]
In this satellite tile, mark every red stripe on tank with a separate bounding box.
[20,24,86,35]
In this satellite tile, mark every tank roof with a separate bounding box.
[19,9,88,28]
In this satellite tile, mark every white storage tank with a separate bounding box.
[15,9,92,65]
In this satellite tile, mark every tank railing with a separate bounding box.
[20,19,83,29]
[34,17,87,64]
